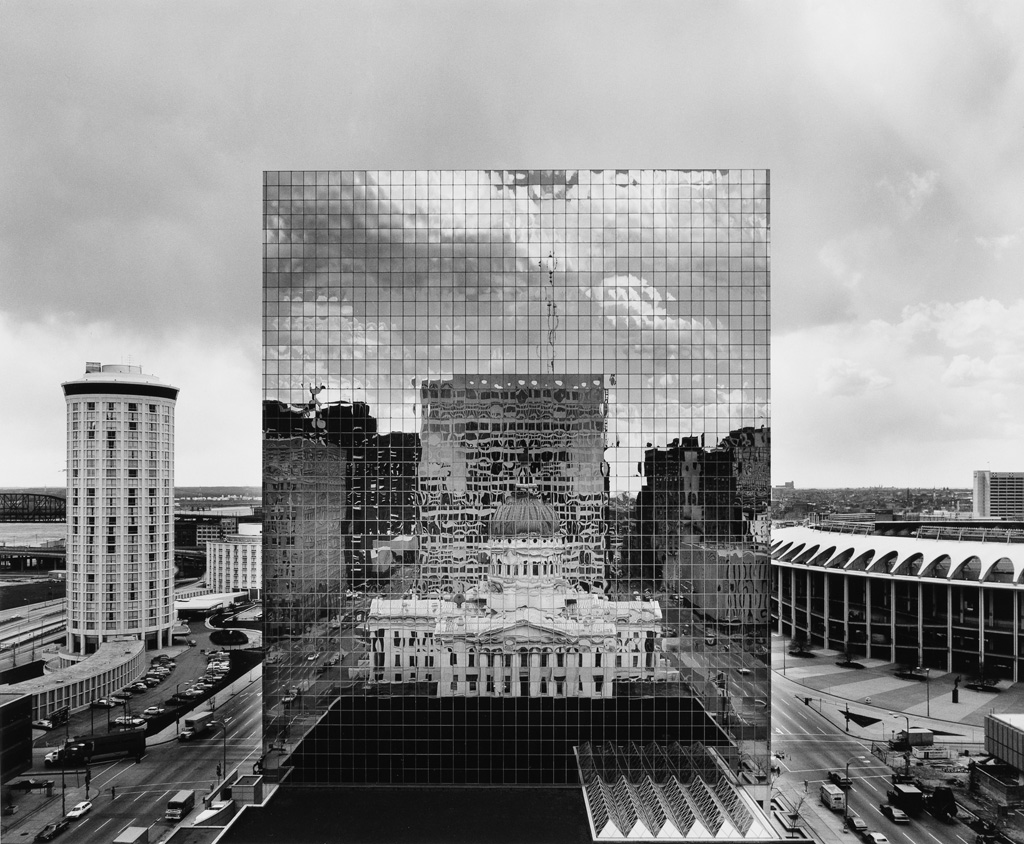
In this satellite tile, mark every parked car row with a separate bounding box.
[163,652,232,707]
[89,654,178,710]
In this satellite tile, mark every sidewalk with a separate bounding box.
[771,633,1024,744]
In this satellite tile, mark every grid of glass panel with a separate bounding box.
[262,169,770,786]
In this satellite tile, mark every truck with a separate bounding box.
[894,728,934,748]
[165,790,195,822]
[44,729,145,767]
[886,783,924,816]
[179,711,214,741]
[32,706,71,731]
[112,826,149,844]
[924,786,959,823]
[820,782,845,810]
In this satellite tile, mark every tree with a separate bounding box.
[789,633,810,655]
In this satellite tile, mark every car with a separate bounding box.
[34,819,70,841]
[91,698,118,709]
[32,719,55,730]
[879,804,909,823]
[113,715,146,727]
[108,694,130,705]
[65,801,92,819]
[860,832,890,844]
[130,682,148,692]
[142,706,165,717]
[143,677,161,687]
[830,771,853,788]
[845,814,868,833]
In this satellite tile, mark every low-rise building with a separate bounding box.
[207,523,262,598]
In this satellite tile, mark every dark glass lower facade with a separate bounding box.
[262,170,770,787]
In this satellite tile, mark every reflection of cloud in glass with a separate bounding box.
[264,169,768,466]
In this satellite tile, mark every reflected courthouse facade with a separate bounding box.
[262,169,772,812]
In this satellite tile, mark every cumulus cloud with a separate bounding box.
[775,297,1024,486]
[975,232,1021,254]
[818,359,892,397]
[585,274,692,332]
[877,170,939,220]
[817,227,892,294]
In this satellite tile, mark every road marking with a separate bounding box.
[924,831,944,843]
[94,818,113,832]
[956,836,971,844]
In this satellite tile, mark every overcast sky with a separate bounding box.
[2,0,1022,489]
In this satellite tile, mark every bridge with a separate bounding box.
[0,493,66,523]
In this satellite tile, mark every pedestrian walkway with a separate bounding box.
[772,634,1024,743]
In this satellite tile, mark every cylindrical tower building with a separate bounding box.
[62,362,178,653]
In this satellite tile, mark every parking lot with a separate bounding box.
[32,620,227,748]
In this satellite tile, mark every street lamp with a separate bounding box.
[891,713,911,776]
[843,756,859,822]
[211,720,228,782]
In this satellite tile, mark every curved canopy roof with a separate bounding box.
[772,525,1023,583]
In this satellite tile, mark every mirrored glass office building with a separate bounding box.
[262,170,771,793]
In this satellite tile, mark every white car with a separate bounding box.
[66,801,92,819]
[142,706,165,717]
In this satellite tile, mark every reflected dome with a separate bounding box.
[489,488,559,538]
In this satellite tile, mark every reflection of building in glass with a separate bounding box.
[364,488,670,697]
[62,362,178,654]
[974,470,1024,519]
[350,431,420,582]
[418,375,606,588]
[634,428,769,570]
[259,170,771,798]
[262,399,370,708]
[773,519,1024,680]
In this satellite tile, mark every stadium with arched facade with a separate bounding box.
[771,520,1024,681]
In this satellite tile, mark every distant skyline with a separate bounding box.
[2,1,1023,488]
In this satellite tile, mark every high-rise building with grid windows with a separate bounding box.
[62,362,177,653]
[259,170,771,831]
[974,470,1024,519]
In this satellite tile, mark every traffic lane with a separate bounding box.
[62,692,262,844]
[772,691,963,844]
[15,676,263,844]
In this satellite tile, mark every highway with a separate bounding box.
[0,598,66,660]
[772,670,972,844]
[14,677,263,844]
